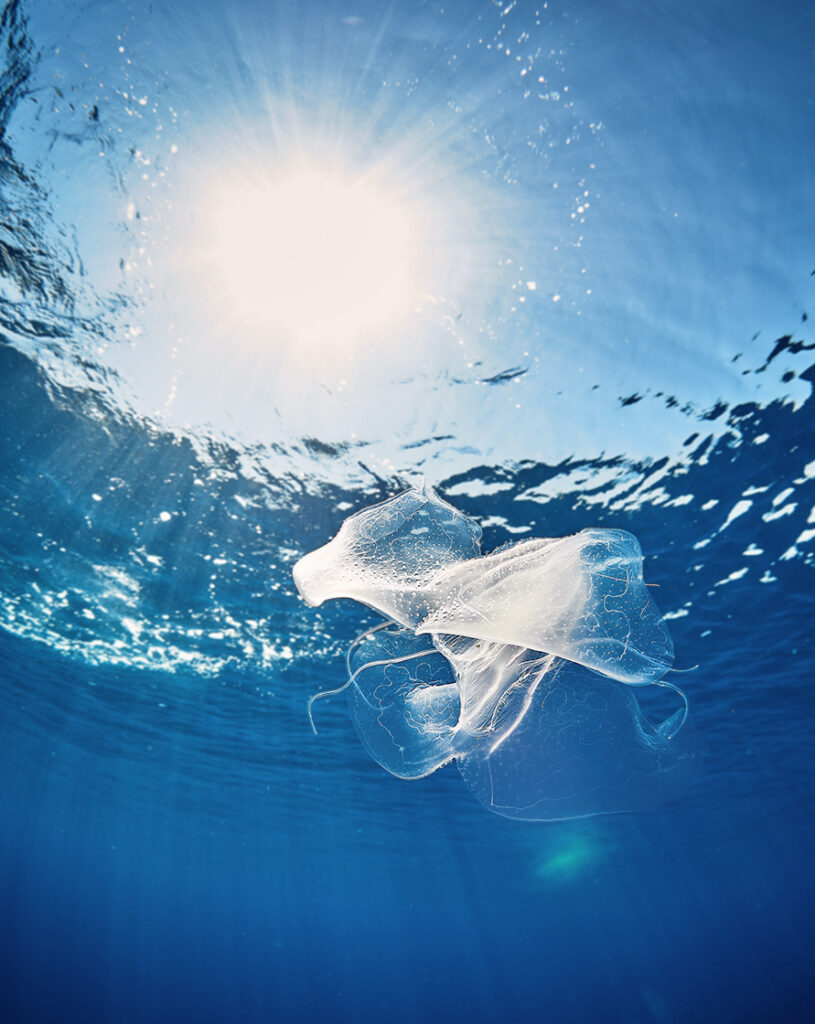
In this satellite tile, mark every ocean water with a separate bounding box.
[1,0,814,1021]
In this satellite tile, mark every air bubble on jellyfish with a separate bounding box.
[293,483,700,821]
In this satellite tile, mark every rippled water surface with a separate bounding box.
[1,1,814,1021]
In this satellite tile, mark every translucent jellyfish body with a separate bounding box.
[293,484,699,820]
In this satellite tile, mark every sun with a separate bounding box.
[203,168,417,347]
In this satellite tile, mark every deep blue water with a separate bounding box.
[1,1,814,1021]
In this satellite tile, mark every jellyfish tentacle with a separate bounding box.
[348,647,439,705]
[345,619,396,679]
[654,678,690,738]
[308,620,436,735]
[488,653,556,755]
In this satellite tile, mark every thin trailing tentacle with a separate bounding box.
[345,619,396,679]
[488,653,556,755]
[309,647,439,735]
[655,678,689,737]
[308,619,437,735]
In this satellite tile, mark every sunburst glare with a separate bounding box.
[202,166,420,349]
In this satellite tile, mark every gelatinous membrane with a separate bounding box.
[348,625,462,780]
[421,528,674,685]
[293,483,482,627]
[293,483,700,820]
[456,658,698,821]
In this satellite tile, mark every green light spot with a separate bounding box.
[535,832,603,882]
